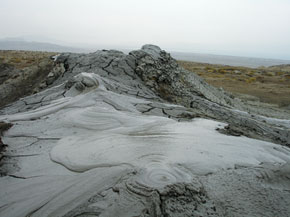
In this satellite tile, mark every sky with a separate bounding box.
[1,0,290,59]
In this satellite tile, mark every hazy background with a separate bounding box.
[1,0,290,60]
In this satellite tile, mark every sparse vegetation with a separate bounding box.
[0,50,58,108]
[0,50,57,69]
[246,77,256,83]
[178,60,290,107]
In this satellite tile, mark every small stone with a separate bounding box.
[47,72,54,78]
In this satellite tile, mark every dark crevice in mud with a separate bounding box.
[73,211,101,217]
[101,58,115,75]
[216,124,244,137]
[0,122,13,176]
[164,109,201,120]
[5,135,60,140]
[102,58,115,70]
[101,67,112,76]
[59,56,72,72]
[124,58,137,74]
[118,66,133,79]
[3,153,40,158]
[78,63,93,69]
[102,99,125,111]
[22,137,60,148]
[8,174,42,179]
[69,63,79,73]
[25,200,51,217]
[141,106,155,114]
[0,122,13,134]
[0,203,9,210]
[162,108,171,119]
[63,59,69,72]
[61,90,67,98]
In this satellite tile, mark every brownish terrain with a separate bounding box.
[0,50,57,69]
[0,50,58,108]
[179,61,290,108]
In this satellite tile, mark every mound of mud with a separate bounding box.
[0,45,289,217]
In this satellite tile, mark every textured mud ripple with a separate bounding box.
[51,116,290,175]
[136,162,192,189]
[65,107,123,131]
[63,106,173,131]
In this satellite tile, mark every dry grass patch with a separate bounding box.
[178,60,290,107]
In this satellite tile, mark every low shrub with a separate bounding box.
[246,77,257,83]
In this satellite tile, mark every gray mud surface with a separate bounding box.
[0,45,290,217]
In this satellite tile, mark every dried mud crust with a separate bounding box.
[62,173,222,217]
[200,166,290,217]
[58,165,290,217]
[130,45,290,146]
[0,45,290,217]
[158,183,219,217]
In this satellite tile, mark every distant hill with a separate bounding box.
[0,40,89,53]
[171,51,290,68]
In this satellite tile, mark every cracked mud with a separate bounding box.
[0,45,290,217]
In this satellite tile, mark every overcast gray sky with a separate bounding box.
[1,0,290,59]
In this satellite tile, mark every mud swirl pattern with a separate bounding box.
[133,161,192,189]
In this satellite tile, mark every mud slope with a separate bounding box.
[0,45,290,217]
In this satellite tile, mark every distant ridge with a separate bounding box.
[0,39,89,53]
[171,51,290,68]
